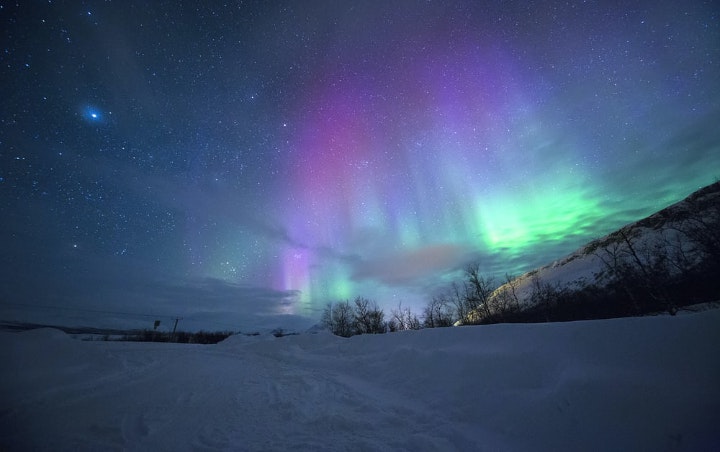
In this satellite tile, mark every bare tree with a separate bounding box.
[463,264,495,323]
[422,295,454,328]
[390,302,421,331]
[449,281,467,324]
[503,273,522,313]
[353,297,372,335]
[594,232,644,315]
[672,190,720,267]
[529,275,562,322]
[367,306,387,334]
[659,228,695,275]
[593,228,676,315]
[321,301,355,337]
[487,273,523,321]
[353,297,386,334]
[322,297,387,336]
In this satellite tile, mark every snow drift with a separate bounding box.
[1,310,719,451]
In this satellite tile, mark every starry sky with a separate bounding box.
[1,1,719,331]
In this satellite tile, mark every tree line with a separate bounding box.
[322,182,720,337]
[92,329,235,344]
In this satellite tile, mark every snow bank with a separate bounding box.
[1,311,719,451]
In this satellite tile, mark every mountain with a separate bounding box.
[475,181,720,323]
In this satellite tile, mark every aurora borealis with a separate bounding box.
[1,1,719,330]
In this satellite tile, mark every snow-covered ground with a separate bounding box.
[1,310,719,451]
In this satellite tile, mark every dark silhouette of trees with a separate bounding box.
[389,302,421,331]
[485,273,523,322]
[422,295,454,328]
[593,227,680,315]
[321,300,355,337]
[464,264,495,323]
[117,330,233,344]
[444,263,497,325]
[353,297,387,334]
[671,185,720,271]
[321,297,387,337]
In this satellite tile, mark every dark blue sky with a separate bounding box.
[1,1,718,331]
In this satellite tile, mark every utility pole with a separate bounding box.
[171,317,182,342]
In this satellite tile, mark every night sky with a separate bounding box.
[2,1,719,331]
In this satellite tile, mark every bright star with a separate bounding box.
[82,105,103,123]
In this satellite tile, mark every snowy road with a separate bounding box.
[2,310,720,451]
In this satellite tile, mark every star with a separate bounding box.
[82,105,103,123]
[1,0,717,331]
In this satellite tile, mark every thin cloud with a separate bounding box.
[351,243,468,286]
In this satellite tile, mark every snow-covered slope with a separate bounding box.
[493,181,720,306]
[2,310,719,451]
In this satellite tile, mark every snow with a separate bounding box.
[2,311,719,451]
[496,182,720,306]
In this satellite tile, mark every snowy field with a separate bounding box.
[1,311,719,451]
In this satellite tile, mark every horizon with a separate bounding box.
[2,1,719,331]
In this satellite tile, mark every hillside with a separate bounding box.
[2,310,719,450]
[478,181,720,322]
